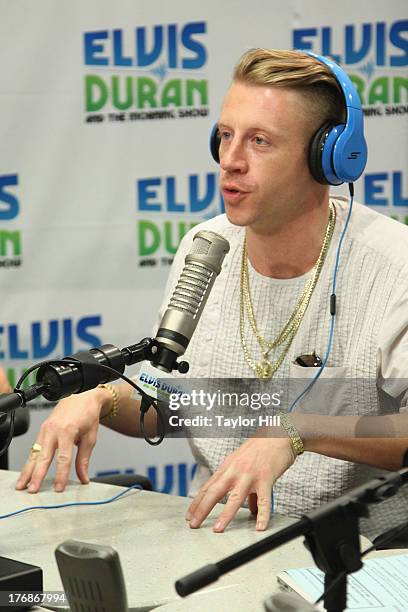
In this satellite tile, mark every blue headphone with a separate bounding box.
[209,51,368,186]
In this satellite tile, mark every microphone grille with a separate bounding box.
[167,230,229,316]
[190,235,211,255]
[169,263,213,316]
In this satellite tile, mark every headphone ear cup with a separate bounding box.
[309,122,333,185]
[209,124,221,163]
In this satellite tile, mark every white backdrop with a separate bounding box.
[1,0,407,495]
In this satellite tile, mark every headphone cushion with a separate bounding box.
[309,122,334,185]
[210,124,221,163]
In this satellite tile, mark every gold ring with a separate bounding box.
[31,443,42,453]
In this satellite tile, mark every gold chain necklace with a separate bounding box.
[240,202,336,378]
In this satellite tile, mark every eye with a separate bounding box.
[253,135,268,145]
[220,129,232,141]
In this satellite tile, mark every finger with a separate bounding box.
[52,439,75,492]
[75,431,97,484]
[248,492,258,515]
[213,482,251,533]
[186,487,208,520]
[254,483,273,531]
[26,438,58,493]
[189,477,233,529]
[15,438,45,490]
[186,471,223,520]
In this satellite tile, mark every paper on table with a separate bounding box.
[277,554,408,611]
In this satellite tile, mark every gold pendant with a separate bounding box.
[255,359,273,379]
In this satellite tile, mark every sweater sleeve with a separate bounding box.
[377,276,408,410]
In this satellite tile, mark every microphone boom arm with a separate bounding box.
[175,468,408,612]
[0,336,189,413]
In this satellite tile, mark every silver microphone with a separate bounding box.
[153,230,230,372]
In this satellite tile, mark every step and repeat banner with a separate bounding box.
[1,0,406,495]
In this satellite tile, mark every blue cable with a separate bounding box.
[288,192,354,413]
[272,191,355,515]
[0,484,142,520]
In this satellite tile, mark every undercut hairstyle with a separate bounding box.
[233,48,346,132]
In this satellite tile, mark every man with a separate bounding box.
[16,49,408,540]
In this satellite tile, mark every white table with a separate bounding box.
[0,469,398,611]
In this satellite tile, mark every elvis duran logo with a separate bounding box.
[83,22,209,124]
[364,170,408,224]
[135,172,224,266]
[293,20,408,117]
[1,315,103,390]
[96,462,197,497]
[0,174,22,268]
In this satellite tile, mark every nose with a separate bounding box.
[219,137,248,174]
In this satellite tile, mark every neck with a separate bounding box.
[245,197,332,278]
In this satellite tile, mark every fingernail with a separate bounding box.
[185,512,191,521]
[28,484,36,493]
[189,517,198,528]
[214,521,223,532]
[256,521,266,531]
[55,483,63,492]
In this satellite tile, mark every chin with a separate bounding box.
[225,207,254,228]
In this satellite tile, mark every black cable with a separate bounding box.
[0,409,15,459]
[139,393,167,446]
[15,358,71,387]
[314,570,347,605]
[0,359,59,458]
[361,521,408,557]
[58,360,167,445]
[1,358,167,456]
[54,360,167,444]
[315,516,408,605]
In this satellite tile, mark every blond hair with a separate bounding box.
[233,49,345,129]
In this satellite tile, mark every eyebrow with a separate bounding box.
[217,121,284,139]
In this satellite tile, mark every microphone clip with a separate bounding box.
[122,338,189,374]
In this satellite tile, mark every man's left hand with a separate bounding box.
[186,436,296,532]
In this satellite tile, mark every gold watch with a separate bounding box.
[279,413,304,456]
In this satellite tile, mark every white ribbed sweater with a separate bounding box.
[156,197,408,539]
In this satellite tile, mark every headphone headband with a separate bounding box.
[305,51,362,111]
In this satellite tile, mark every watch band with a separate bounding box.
[279,412,304,456]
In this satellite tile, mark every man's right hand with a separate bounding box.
[15,387,111,494]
